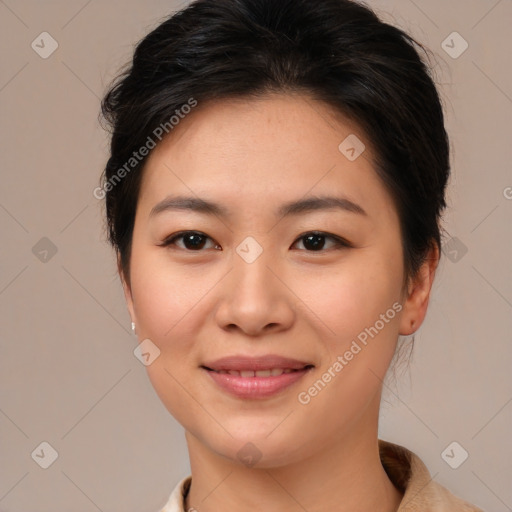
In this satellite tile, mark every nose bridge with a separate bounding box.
[232,238,280,302]
[233,241,278,295]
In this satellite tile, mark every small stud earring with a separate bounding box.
[131,322,136,334]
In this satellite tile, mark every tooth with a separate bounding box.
[270,368,284,376]
[227,370,240,376]
[218,370,228,374]
[255,369,271,377]
[240,370,255,377]
[283,369,293,373]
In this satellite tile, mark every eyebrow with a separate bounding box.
[149,194,367,219]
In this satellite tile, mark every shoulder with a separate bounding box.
[379,439,485,511]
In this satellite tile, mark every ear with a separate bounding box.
[399,243,439,336]
[118,257,136,327]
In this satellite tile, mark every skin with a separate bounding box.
[120,93,438,512]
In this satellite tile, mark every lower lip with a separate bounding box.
[204,368,312,399]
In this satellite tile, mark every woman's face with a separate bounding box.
[123,93,426,467]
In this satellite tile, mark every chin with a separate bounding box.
[203,423,311,469]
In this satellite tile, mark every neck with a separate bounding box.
[183,404,403,512]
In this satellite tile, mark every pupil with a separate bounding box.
[304,234,325,250]
[185,233,205,249]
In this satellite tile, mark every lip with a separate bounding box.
[202,354,313,372]
[201,354,314,399]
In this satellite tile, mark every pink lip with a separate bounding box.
[201,354,314,399]
[204,367,312,399]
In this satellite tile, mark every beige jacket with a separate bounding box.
[159,440,484,511]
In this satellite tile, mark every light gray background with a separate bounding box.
[1,1,511,511]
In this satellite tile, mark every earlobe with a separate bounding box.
[398,244,439,336]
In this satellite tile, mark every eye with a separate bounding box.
[291,231,352,252]
[160,230,351,252]
[160,231,221,251]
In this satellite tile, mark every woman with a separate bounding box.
[99,0,483,510]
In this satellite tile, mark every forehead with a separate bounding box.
[136,93,395,222]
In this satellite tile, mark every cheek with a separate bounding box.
[292,251,404,345]
[293,267,402,441]
[128,250,215,426]
[129,246,215,342]
[291,246,404,417]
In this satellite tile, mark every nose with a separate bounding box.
[214,246,296,337]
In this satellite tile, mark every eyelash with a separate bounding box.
[160,230,352,252]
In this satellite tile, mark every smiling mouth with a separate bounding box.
[202,366,314,377]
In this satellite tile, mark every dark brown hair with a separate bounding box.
[100,0,450,288]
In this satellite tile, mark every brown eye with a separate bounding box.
[291,231,351,251]
[162,231,220,251]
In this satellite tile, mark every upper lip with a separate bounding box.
[201,355,314,372]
